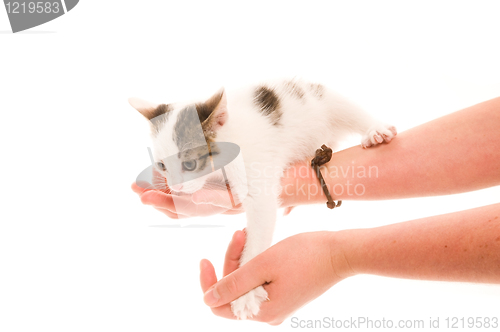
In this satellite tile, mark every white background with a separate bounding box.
[1,1,500,331]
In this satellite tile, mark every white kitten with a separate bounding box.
[130,78,396,319]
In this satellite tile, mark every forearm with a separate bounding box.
[283,97,500,204]
[336,203,500,283]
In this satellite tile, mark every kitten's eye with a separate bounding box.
[156,162,166,171]
[182,160,197,171]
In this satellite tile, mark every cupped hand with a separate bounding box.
[199,230,353,325]
[131,181,245,219]
[131,174,300,219]
[130,168,243,218]
[131,161,322,219]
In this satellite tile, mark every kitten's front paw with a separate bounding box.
[361,124,397,148]
[230,285,268,320]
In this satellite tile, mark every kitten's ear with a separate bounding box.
[200,88,228,134]
[128,97,161,120]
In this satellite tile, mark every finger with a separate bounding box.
[139,189,191,218]
[131,182,152,195]
[199,261,239,320]
[221,204,245,215]
[199,259,218,294]
[203,256,269,308]
[223,230,246,277]
[140,190,175,208]
[133,182,183,219]
[144,190,230,218]
[283,206,295,216]
[205,229,250,320]
[192,189,234,209]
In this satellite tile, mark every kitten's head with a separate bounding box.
[129,89,228,194]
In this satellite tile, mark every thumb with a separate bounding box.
[203,258,269,307]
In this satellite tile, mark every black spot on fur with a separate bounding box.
[173,91,225,151]
[284,80,305,99]
[196,90,224,124]
[173,106,207,152]
[149,104,173,135]
[254,86,281,125]
[149,104,171,120]
[309,83,325,99]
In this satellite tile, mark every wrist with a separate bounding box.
[280,160,330,207]
[327,230,358,280]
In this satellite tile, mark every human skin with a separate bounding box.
[132,97,500,215]
[131,97,500,324]
[200,203,500,325]
[280,96,500,205]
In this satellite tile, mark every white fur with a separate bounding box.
[135,78,396,319]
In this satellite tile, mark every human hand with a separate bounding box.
[199,230,354,325]
[130,164,315,218]
[131,168,244,219]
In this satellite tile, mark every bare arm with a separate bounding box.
[133,97,500,216]
[199,98,500,324]
[338,202,500,283]
[200,203,500,324]
[283,97,500,205]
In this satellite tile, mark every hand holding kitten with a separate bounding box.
[199,230,350,325]
[131,168,305,218]
[131,168,245,218]
[129,78,397,319]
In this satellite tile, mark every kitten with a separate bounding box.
[129,78,396,319]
